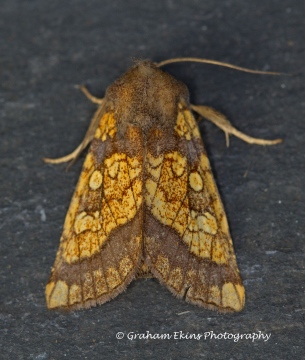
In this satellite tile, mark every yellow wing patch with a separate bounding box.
[62,151,142,264]
[175,104,201,140]
[222,283,244,311]
[145,148,229,265]
[146,151,188,227]
[94,112,117,141]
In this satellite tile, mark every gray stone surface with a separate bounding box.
[0,0,304,359]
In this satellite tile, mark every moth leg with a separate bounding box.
[44,99,106,165]
[76,85,105,104]
[191,104,283,147]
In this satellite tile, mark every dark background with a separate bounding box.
[1,0,304,359]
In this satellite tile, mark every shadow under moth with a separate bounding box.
[44,57,282,313]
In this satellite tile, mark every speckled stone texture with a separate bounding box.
[0,1,304,359]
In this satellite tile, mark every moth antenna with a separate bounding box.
[156,57,286,75]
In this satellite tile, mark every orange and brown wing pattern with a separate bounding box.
[46,111,144,310]
[144,103,245,313]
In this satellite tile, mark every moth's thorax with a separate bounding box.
[105,61,190,133]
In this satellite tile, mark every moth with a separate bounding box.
[44,57,282,313]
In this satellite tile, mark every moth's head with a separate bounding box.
[128,58,164,79]
[132,58,157,69]
[106,59,189,103]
